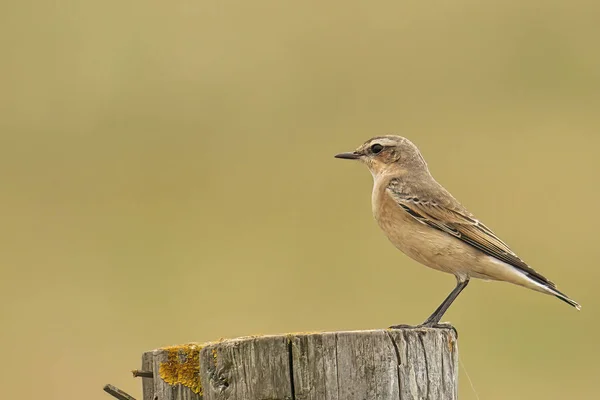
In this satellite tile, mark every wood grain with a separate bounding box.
[142,327,458,400]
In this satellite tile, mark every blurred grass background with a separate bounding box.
[1,1,599,399]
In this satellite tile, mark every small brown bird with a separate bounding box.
[335,135,580,327]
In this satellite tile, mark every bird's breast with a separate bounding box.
[371,183,481,275]
[372,187,424,246]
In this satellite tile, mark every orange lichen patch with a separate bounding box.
[447,336,454,353]
[159,344,203,395]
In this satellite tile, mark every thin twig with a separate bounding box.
[103,384,137,400]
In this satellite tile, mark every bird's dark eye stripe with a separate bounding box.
[370,143,383,153]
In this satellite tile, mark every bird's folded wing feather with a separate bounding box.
[386,186,555,288]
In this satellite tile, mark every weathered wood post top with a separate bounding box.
[140,327,458,400]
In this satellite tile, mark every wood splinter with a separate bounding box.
[131,369,154,378]
[103,384,137,400]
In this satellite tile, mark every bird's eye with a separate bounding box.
[370,144,384,154]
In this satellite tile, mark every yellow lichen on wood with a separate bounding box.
[159,344,203,395]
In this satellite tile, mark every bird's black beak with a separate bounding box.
[334,152,361,160]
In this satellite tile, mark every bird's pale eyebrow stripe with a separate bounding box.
[373,138,399,147]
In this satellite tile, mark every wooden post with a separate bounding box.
[139,327,458,400]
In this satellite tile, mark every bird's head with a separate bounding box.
[335,135,428,178]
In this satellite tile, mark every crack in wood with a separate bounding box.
[417,333,430,400]
[385,331,403,400]
[141,329,457,400]
[287,338,296,399]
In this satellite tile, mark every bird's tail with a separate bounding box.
[487,258,581,310]
[550,287,581,310]
[514,267,581,310]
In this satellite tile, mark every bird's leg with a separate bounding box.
[390,276,470,329]
[420,276,469,327]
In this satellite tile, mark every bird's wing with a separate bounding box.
[386,183,555,288]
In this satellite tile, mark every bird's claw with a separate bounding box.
[388,322,457,338]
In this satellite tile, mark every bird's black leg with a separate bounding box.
[390,276,470,329]
[420,276,469,327]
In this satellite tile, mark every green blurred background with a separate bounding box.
[1,1,598,399]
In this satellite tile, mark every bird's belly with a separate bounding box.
[373,195,487,278]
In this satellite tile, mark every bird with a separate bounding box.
[335,135,580,327]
